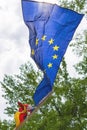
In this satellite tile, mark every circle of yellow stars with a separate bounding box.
[31,35,60,69]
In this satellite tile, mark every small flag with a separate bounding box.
[22,0,84,105]
[14,102,34,127]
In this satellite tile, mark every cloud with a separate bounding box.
[0,0,29,75]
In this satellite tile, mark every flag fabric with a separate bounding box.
[14,102,34,127]
[22,0,84,105]
[14,102,28,127]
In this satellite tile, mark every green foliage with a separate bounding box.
[71,30,87,78]
[60,0,86,13]
[71,31,87,56]
[0,120,14,130]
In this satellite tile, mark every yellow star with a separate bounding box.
[53,45,59,51]
[48,63,53,68]
[52,54,58,59]
[48,38,54,45]
[41,35,47,41]
[31,49,35,55]
[36,38,39,45]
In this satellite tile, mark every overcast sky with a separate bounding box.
[0,0,87,121]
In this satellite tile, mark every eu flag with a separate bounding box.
[22,0,84,105]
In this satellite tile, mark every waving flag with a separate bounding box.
[22,0,84,105]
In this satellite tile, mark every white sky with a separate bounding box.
[0,0,87,121]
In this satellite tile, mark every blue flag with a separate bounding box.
[22,0,84,105]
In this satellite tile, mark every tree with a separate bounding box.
[1,62,42,116]
[71,30,87,78]
[60,0,86,12]
[0,119,14,130]
[1,58,87,130]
